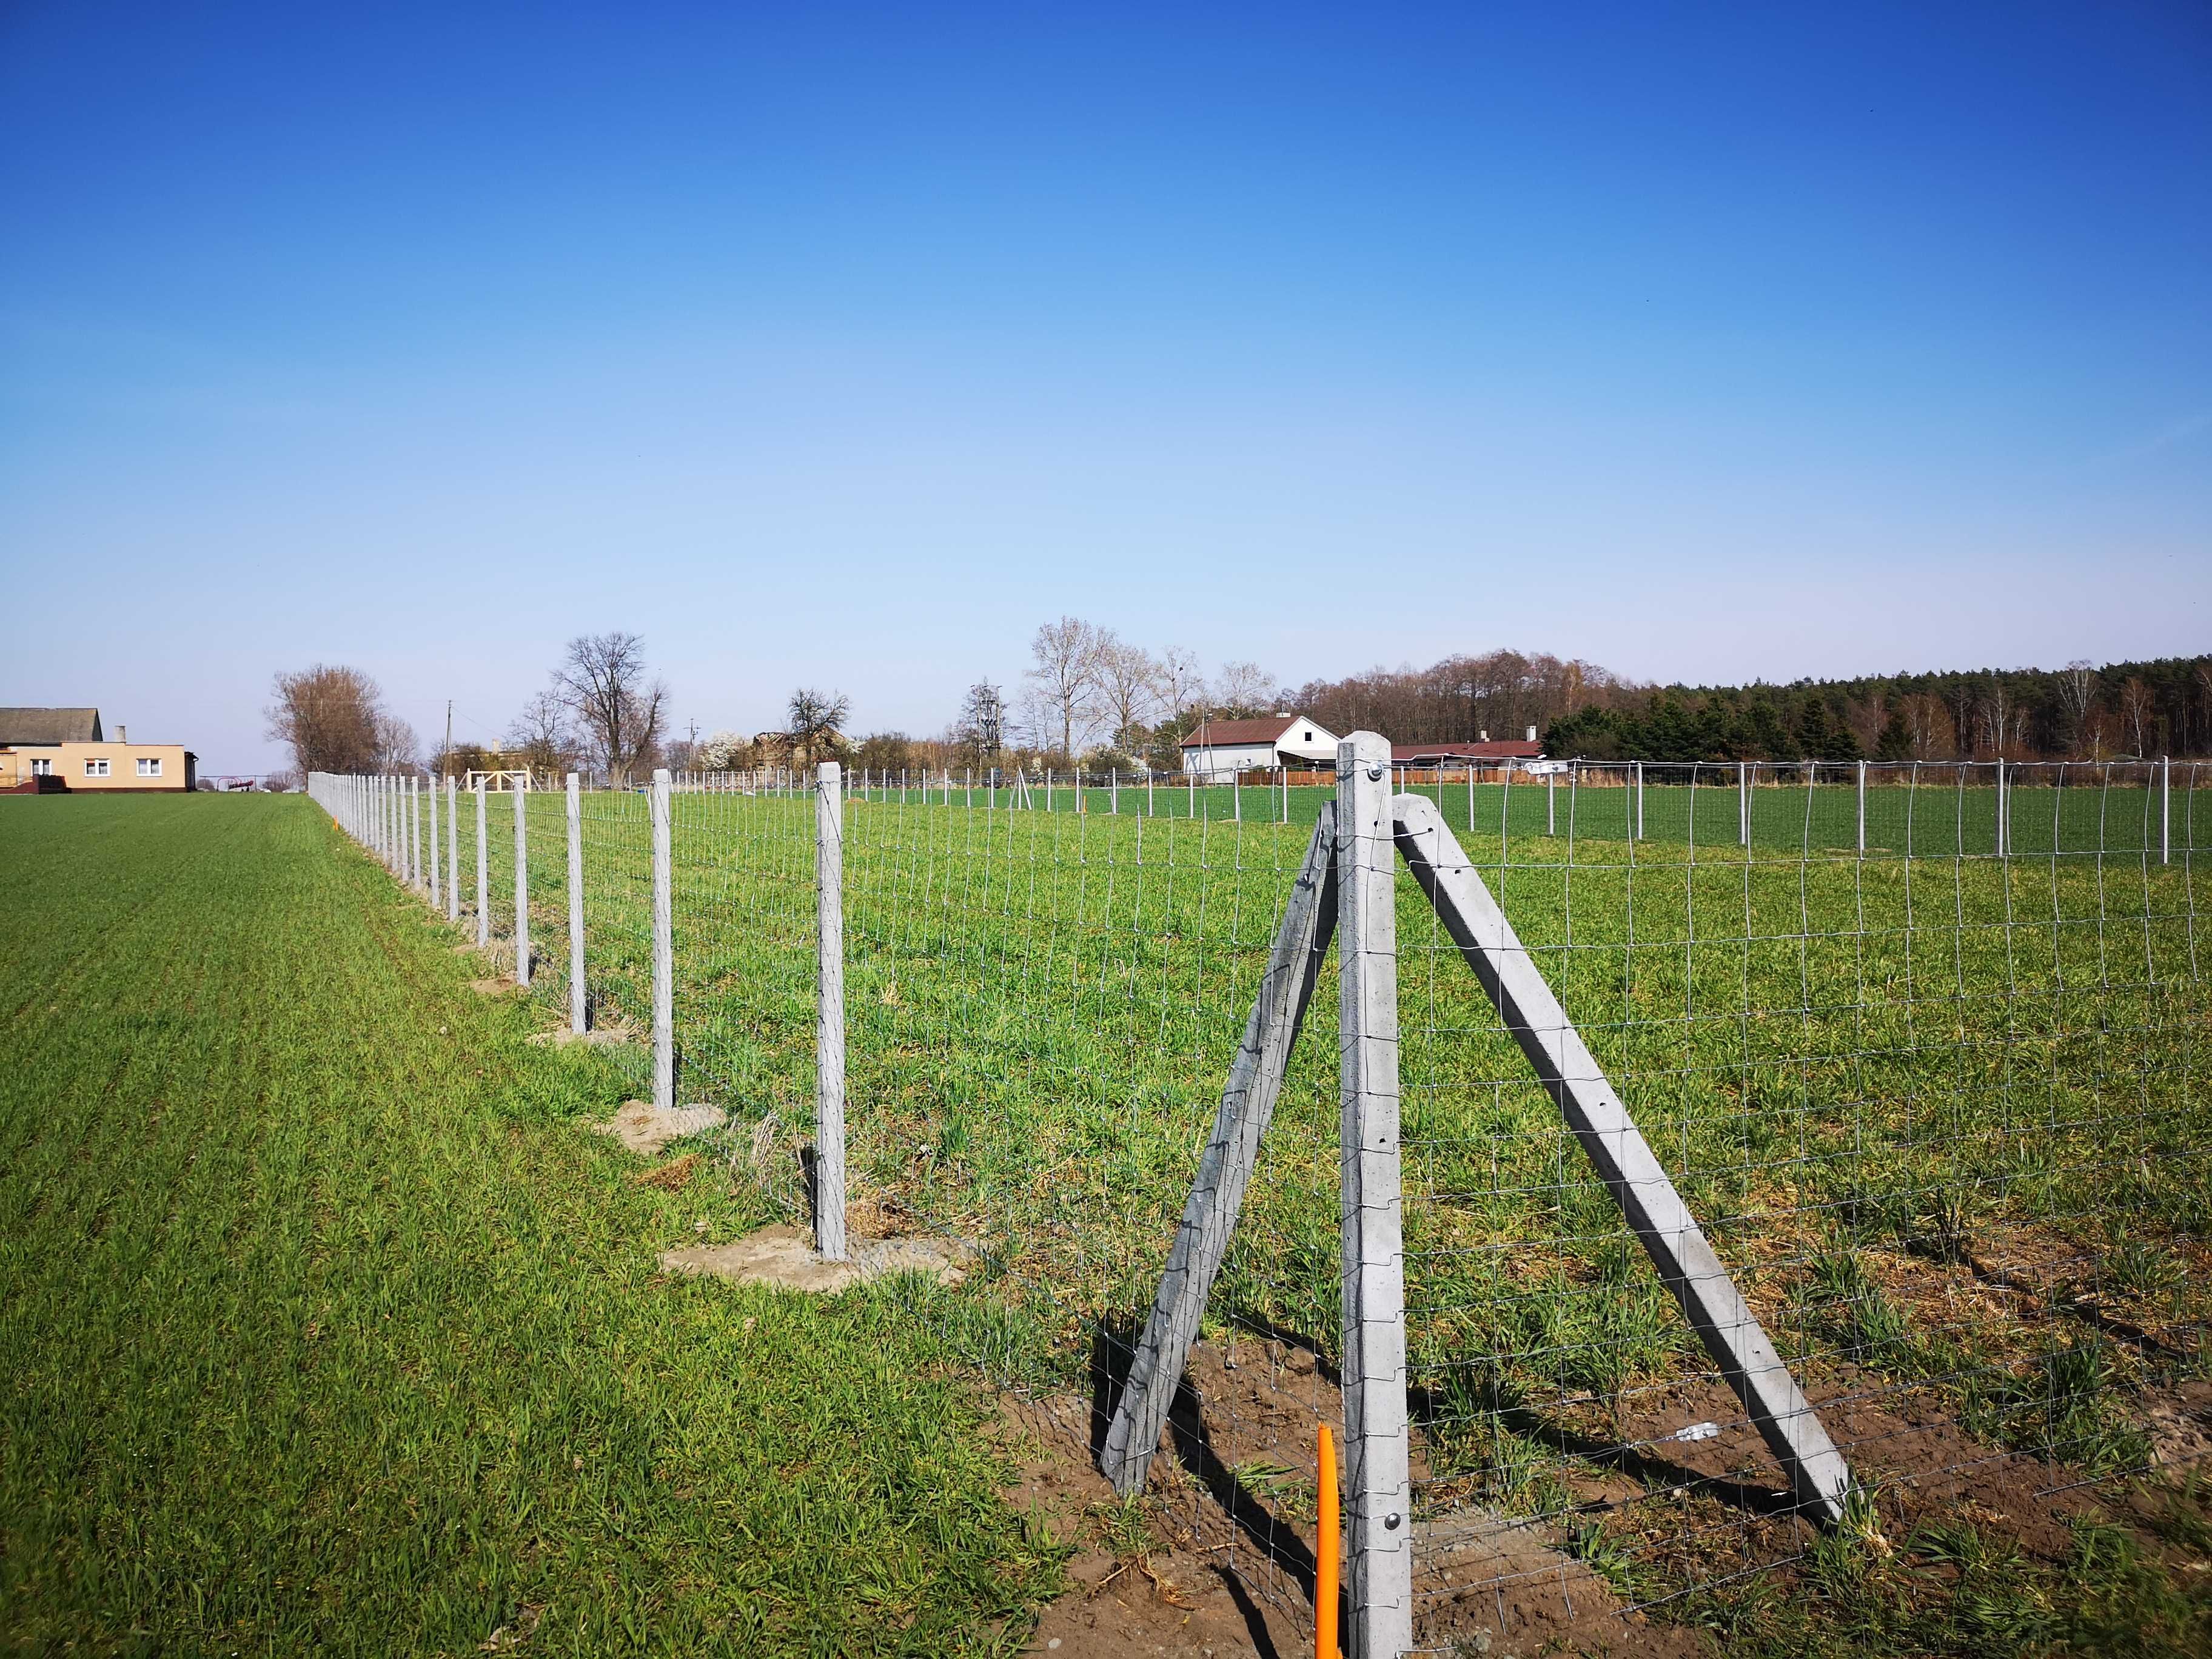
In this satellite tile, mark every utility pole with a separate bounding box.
[444,700,454,766]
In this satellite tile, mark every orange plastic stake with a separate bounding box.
[1316,1421,1340,1659]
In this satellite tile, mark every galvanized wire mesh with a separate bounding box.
[1393,758,2209,1646]
[308,756,2211,1650]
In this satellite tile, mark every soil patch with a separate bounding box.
[596,1100,728,1155]
[660,1222,969,1294]
[1010,1336,1701,1658]
[527,1024,632,1048]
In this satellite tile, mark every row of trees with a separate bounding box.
[1542,655,2212,763]
[936,618,1286,773]
[269,633,672,783]
[272,632,2212,786]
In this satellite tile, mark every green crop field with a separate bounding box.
[0,795,1061,1656]
[14,783,2210,1657]
[833,766,2210,857]
[441,779,2212,1646]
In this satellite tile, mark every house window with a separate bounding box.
[137,757,163,777]
[1303,731,1313,742]
[84,758,110,777]
[30,757,51,776]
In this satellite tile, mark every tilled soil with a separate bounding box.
[1010,1332,2212,1658]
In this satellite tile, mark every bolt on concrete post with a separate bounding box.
[651,769,674,1111]
[475,782,489,948]
[1336,731,1413,1659]
[566,773,586,1034]
[815,761,847,1262]
[512,783,531,987]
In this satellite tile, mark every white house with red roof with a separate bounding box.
[1179,714,1339,779]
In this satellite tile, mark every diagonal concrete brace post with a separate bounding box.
[1390,792,1852,1524]
[1100,806,1338,1494]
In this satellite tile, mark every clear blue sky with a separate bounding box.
[3,1,2206,771]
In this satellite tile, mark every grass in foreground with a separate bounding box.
[0,794,1062,1656]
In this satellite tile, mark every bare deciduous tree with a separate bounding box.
[786,688,852,766]
[2056,660,2099,755]
[2119,676,2156,756]
[1027,617,1105,757]
[553,632,667,785]
[265,665,386,776]
[506,689,578,782]
[373,711,420,772]
[1152,646,1208,723]
[1900,692,1954,760]
[1091,637,1159,751]
[1213,660,1277,716]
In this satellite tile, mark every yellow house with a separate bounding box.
[0,708,199,793]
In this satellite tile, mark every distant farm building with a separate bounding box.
[1392,729,1544,766]
[0,708,199,793]
[1179,715,1340,780]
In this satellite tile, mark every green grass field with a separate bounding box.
[848,766,2210,857]
[0,795,1061,1656]
[21,784,2207,1655]
[441,779,2212,1640]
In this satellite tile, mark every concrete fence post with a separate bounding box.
[1547,769,1557,836]
[651,768,674,1111]
[1336,731,1413,1659]
[446,777,460,922]
[815,761,847,1262]
[2160,757,2170,866]
[1996,760,2008,859]
[427,775,441,908]
[1856,760,1866,856]
[512,783,531,987]
[1634,760,1645,840]
[1740,760,1749,847]
[474,780,489,948]
[566,773,586,1034]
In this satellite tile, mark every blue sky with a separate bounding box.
[2,1,2206,772]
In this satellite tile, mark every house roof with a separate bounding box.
[1179,716,1299,748]
[0,707,102,745]
[1392,739,1543,762]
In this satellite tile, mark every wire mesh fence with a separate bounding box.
[307,754,2211,1654]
